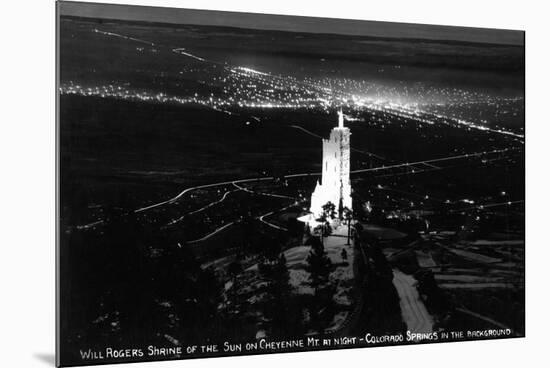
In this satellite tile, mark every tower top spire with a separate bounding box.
[338,109,344,128]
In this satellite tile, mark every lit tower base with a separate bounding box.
[299,110,352,228]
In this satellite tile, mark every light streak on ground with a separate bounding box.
[165,189,240,226]
[134,147,517,216]
[258,206,292,232]
[232,66,270,76]
[76,147,522,233]
[374,151,521,180]
[187,202,299,243]
[166,181,295,231]
[232,182,295,200]
[76,219,103,230]
[134,177,275,213]
[430,111,524,139]
[76,144,520,230]
[95,27,208,63]
[172,48,205,61]
[349,148,518,175]
[187,221,235,244]
[258,201,306,232]
[93,29,155,46]
[448,200,524,213]
[362,101,524,141]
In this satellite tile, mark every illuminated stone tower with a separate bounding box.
[308,109,352,220]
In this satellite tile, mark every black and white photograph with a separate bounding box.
[8,0,550,367]
[53,1,527,366]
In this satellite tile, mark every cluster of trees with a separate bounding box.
[258,249,302,337]
[304,235,336,332]
[312,201,354,244]
[312,202,335,243]
[305,236,332,289]
[224,223,304,338]
[60,206,224,359]
[303,201,347,332]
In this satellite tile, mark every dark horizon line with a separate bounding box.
[58,1,525,46]
[60,14,525,49]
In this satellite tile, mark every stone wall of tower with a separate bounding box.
[335,126,352,213]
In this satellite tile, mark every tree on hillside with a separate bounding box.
[305,235,335,333]
[313,201,337,245]
[343,206,353,245]
[305,236,333,290]
[312,220,331,246]
[259,235,283,266]
[321,201,337,221]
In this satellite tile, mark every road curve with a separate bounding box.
[166,189,240,226]
[257,204,297,232]
[133,148,515,214]
[187,221,236,244]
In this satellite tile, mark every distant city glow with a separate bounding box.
[60,27,525,143]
